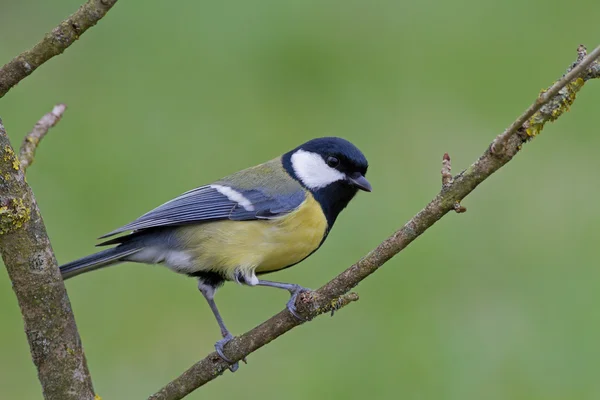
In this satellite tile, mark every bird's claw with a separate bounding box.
[215,333,239,372]
[286,285,312,321]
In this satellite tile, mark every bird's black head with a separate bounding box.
[282,137,371,227]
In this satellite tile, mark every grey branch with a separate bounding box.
[0,0,119,99]
[491,44,600,152]
[148,44,600,400]
[19,104,67,171]
[0,115,95,398]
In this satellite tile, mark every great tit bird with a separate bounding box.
[60,137,370,369]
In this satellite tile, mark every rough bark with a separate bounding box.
[0,119,95,399]
[0,0,115,397]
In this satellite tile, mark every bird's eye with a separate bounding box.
[326,156,340,168]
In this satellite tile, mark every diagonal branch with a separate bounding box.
[148,44,600,400]
[19,104,67,171]
[1,110,95,398]
[491,44,600,151]
[0,0,119,99]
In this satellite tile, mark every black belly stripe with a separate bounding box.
[187,270,226,287]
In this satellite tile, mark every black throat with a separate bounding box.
[282,153,359,228]
[311,182,359,227]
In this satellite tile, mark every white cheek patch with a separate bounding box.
[210,184,255,211]
[290,149,345,190]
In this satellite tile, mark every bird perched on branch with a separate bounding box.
[60,137,371,370]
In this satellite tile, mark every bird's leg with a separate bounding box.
[256,279,312,321]
[197,281,239,372]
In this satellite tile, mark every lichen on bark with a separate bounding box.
[0,118,95,400]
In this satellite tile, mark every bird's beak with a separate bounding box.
[348,173,372,192]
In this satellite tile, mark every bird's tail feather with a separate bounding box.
[60,246,142,280]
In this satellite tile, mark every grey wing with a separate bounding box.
[98,185,306,239]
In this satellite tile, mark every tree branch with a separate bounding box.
[0,113,95,399]
[0,0,117,397]
[148,44,600,400]
[491,44,600,151]
[19,104,67,171]
[0,0,119,99]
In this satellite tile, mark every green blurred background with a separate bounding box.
[2,0,600,399]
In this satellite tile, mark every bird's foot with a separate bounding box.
[215,333,240,372]
[286,285,312,321]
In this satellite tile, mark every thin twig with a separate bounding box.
[441,153,453,186]
[1,116,95,399]
[491,44,600,152]
[148,45,600,400]
[19,104,67,171]
[0,0,119,99]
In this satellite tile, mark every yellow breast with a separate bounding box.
[176,194,328,280]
